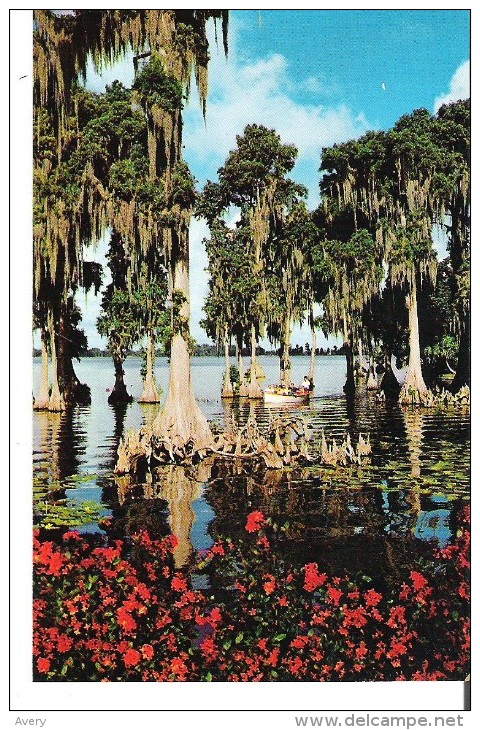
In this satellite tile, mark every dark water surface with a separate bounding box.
[33,355,470,578]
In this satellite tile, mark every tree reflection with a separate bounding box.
[158,465,204,568]
[113,464,210,568]
[403,408,425,481]
[139,402,161,433]
[110,402,130,458]
[34,411,62,486]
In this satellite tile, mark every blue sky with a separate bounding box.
[80,9,470,349]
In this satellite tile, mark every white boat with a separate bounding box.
[263,386,310,405]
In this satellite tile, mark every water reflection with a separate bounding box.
[403,408,424,480]
[32,357,470,577]
[34,411,62,486]
[158,465,203,568]
[112,463,213,568]
[139,402,161,432]
[110,402,130,462]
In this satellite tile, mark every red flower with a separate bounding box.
[57,634,73,653]
[117,607,137,634]
[245,511,266,533]
[304,563,327,592]
[387,606,406,628]
[356,642,368,659]
[263,575,276,595]
[200,637,218,661]
[288,657,304,675]
[136,583,151,601]
[278,595,289,607]
[209,607,222,625]
[264,647,280,667]
[411,571,428,591]
[327,585,343,606]
[171,575,188,592]
[37,658,51,673]
[343,606,367,628]
[123,648,141,668]
[46,552,64,576]
[62,531,82,541]
[170,657,188,679]
[364,588,383,607]
[388,640,408,659]
[141,644,154,660]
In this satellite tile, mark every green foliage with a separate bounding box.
[201,224,261,346]
[97,232,170,361]
[171,161,196,208]
[216,124,304,211]
[133,55,184,112]
[97,288,140,359]
[320,229,383,340]
[201,125,308,353]
[318,100,470,378]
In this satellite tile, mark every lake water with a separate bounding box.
[32,355,470,578]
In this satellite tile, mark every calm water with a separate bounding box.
[32,355,470,577]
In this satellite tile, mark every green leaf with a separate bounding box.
[273,633,286,643]
[235,632,244,644]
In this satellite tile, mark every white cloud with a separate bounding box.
[183,37,372,205]
[434,60,470,113]
[296,75,340,96]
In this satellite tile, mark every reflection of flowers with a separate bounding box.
[33,508,470,682]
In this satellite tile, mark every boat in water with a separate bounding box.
[263,385,310,405]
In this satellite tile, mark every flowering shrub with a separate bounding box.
[33,508,470,682]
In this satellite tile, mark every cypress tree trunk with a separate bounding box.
[33,332,50,410]
[399,273,429,405]
[381,351,401,399]
[237,337,248,396]
[356,339,366,382]
[139,334,161,403]
[308,323,316,384]
[108,353,133,405]
[247,324,263,399]
[366,342,378,390]
[48,319,65,412]
[279,310,292,387]
[222,335,234,398]
[56,299,91,406]
[343,331,355,395]
[451,312,470,393]
[449,203,470,394]
[153,246,214,457]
